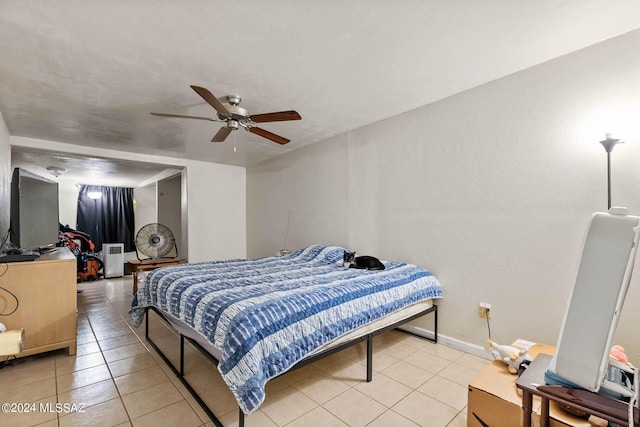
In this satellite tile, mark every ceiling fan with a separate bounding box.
[151,85,301,145]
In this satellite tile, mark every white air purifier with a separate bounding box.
[103,243,124,278]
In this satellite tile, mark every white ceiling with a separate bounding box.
[10,145,180,187]
[2,1,640,179]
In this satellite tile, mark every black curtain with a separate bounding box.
[77,185,135,252]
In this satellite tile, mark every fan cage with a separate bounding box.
[135,223,178,260]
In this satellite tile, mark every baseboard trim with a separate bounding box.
[397,324,491,360]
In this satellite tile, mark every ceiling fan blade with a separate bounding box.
[190,85,231,117]
[250,110,301,123]
[249,127,290,145]
[151,112,214,121]
[212,127,232,142]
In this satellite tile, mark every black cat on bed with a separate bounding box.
[343,250,385,270]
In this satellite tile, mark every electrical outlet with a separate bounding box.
[478,302,491,319]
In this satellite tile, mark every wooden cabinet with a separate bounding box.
[0,247,77,357]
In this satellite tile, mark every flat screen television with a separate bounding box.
[10,167,60,251]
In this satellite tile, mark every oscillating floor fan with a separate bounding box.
[135,223,178,260]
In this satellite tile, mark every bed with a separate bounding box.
[129,245,443,426]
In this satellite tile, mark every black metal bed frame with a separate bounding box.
[144,304,438,427]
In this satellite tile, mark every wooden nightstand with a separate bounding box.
[517,354,639,427]
[128,258,184,293]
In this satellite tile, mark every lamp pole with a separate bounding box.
[599,134,623,210]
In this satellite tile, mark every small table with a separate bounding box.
[128,258,183,293]
[517,353,639,427]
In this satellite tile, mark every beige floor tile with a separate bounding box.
[58,378,119,409]
[285,406,348,427]
[366,409,420,427]
[402,349,453,374]
[218,408,277,427]
[420,341,466,362]
[102,342,150,363]
[186,396,211,424]
[381,360,434,389]
[86,312,122,321]
[0,354,57,387]
[107,352,160,378]
[312,350,363,373]
[0,376,56,403]
[185,383,239,416]
[369,350,400,372]
[166,373,192,399]
[76,332,97,345]
[323,388,386,427]
[56,364,113,393]
[456,352,491,371]
[76,324,93,335]
[379,340,418,360]
[55,352,106,376]
[130,400,202,427]
[437,363,482,387]
[33,419,60,427]
[354,372,412,407]
[59,397,129,427]
[183,369,239,416]
[0,396,58,426]
[260,385,319,426]
[76,341,102,356]
[392,391,459,427]
[396,333,433,350]
[179,349,214,374]
[114,365,171,396]
[121,380,183,419]
[325,359,369,387]
[279,363,322,384]
[417,375,469,411]
[93,326,136,342]
[292,371,351,404]
[98,333,143,351]
[447,411,467,427]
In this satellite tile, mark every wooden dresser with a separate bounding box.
[0,247,77,357]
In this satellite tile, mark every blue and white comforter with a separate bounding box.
[129,245,443,414]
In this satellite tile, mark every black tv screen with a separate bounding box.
[10,168,60,251]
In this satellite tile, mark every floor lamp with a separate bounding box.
[87,191,103,244]
[599,133,624,210]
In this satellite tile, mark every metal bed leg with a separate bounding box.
[180,334,185,377]
[434,304,438,344]
[366,336,373,382]
[145,307,149,339]
[239,408,244,427]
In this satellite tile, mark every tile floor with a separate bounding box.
[0,276,490,427]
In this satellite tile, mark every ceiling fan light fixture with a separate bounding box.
[46,166,67,177]
[224,95,241,105]
[227,119,239,130]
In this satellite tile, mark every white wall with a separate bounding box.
[158,175,182,258]
[247,29,640,361]
[134,183,158,234]
[57,181,80,228]
[10,137,246,263]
